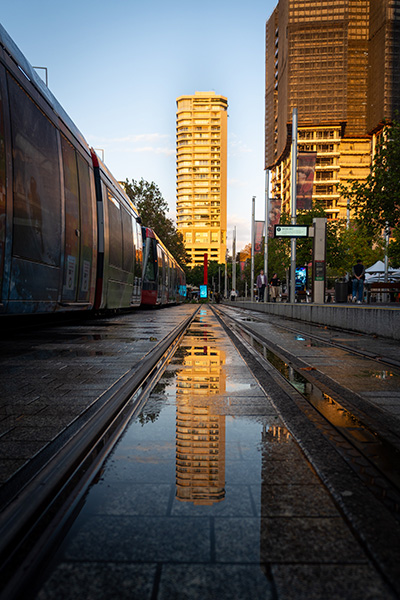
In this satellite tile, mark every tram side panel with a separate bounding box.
[0,55,97,314]
[93,155,142,310]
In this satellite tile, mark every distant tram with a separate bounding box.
[0,24,185,315]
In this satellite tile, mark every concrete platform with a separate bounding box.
[224,299,400,340]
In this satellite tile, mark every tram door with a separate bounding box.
[0,69,6,305]
[61,136,95,305]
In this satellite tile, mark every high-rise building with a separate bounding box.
[265,0,400,219]
[176,92,228,266]
[368,0,400,134]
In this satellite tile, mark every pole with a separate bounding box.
[203,253,208,286]
[384,222,390,283]
[224,250,228,298]
[232,226,237,298]
[290,108,298,303]
[264,170,269,301]
[251,196,255,302]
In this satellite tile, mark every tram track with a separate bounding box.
[0,307,199,600]
[212,304,400,597]
[213,305,400,512]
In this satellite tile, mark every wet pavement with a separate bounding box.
[0,305,196,493]
[29,307,396,600]
[219,305,400,434]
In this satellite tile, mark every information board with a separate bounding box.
[274,225,308,238]
[200,285,208,299]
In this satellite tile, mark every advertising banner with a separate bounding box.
[268,198,281,238]
[297,152,317,211]
[254,221,264,253]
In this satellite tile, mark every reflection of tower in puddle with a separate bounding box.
[176,345,226,505]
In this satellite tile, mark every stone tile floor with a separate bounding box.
[31,308,395,600]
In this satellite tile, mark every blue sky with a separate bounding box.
[2,0,276,252]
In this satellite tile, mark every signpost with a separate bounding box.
[274,225,308,238]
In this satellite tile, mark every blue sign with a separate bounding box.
[200,285,208,299]
[295,266,307,291]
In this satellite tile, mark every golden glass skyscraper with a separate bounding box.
[265,0,400,220]
[176,92,228,267]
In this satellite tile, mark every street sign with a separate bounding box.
[274,225,309,238]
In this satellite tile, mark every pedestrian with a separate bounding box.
[352,259,365,304]
[344,272,353,302]
[269,273,280,302]
[256,269,267,302]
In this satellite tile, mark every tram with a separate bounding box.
[141,227,186,307]
[0,24,185,315]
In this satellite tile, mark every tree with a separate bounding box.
[123,178,189,266]
[344,118,400,232]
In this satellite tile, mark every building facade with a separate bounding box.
[265,0,400,219]
[176,92,228,266]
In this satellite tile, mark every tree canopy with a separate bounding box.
[123,178,189,267]
[345,118,400,232]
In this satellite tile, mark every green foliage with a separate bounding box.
[185,261,226,291]
[344,118,400,232]
[388,228,400,267]
[123,178,189,266]
[237,202,386,290]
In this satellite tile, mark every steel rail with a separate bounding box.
[223,305,400,369]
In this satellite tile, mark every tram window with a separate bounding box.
[121,208,133,272]
[107,189,122,267]
[9,75,61,266]
[145,241,156,281]
[134,223,143,278]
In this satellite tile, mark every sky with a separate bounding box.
[2,0,277,252]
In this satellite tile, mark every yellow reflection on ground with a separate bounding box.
[176,345,226,505]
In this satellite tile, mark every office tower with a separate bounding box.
[368,0,400,133]
[176,92,228,266]
[265,0,400,219]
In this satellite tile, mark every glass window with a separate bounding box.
[144,239,156,281]
[121,208,133,272]
[9,74,61,266]
[107,189,122,267]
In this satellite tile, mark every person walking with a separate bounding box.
[269,273,280,302]
[256,269,267,302]
[352,259,365,304]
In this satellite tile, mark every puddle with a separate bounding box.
[30,307,323,599]
[360,370,397,380]
[244,331,400,491]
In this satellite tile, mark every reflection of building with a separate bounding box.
[175,346,226,505]
[176,92,228,267]
[265,0,400,220]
